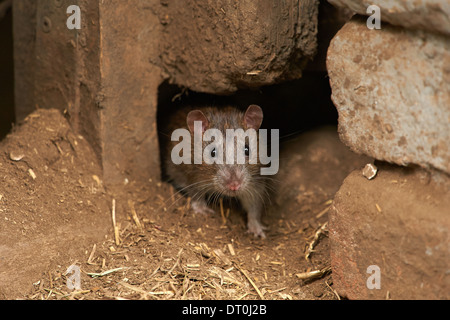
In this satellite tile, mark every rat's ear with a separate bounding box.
[244,105,263,130]
[187,110,209,133]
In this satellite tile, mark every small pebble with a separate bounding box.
[362,163,378,180]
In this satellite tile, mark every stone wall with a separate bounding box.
[326,0,449,299]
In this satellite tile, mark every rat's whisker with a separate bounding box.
[156,179,215,213]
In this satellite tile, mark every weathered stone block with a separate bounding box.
[330,163,450,299]
[158,0,319,94]
[327,16,450,174]
[328,0,450,36]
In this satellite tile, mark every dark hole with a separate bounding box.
[157,71,337,180]
[0,6,15,141]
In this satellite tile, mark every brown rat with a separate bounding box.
[160,104,270,238]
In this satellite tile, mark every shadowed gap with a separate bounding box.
[0,6,15,140]
[156,71,338,181]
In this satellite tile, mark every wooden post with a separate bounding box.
[95,0,163,184]
[13,0,37,122]
[13,0,163,185]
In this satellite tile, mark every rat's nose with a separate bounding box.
[227,181,241,191]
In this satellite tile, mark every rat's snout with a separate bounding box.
[220,166,245,193]
[225,170,242,191]
[227,180,241,191]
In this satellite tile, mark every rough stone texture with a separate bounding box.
[158,0,319,94]
[328,0,450,36]
[327,16,450,175]
[330,163,450,300]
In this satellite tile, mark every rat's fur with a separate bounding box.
[160,105,269,238]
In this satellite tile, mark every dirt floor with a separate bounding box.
[0,108,370,300]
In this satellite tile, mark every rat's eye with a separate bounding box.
[210,148,217,158]
[244,145,250,157]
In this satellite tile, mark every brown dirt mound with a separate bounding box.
[0,109,368,300]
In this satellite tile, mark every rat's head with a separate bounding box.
[186,105,265,198]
